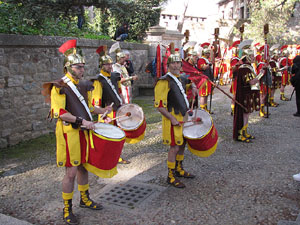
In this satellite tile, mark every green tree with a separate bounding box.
[0,0,166,41]
[242,0,299,45]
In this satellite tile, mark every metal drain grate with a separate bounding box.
[98,183,155,208]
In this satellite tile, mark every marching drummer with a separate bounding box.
[154,43,198,188]
[42,40,112,225]
[92,45,131,164]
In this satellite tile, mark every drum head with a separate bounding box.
[116,104,144,130]
[183,109,212,139]
[94,123,125,139]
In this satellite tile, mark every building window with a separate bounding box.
[163,15,166,19]
[240,6,244,19]
[222,10,225,19]
[169,15,172,20]
[246,7,249,18]
[175,15,178,20]
[231,7,233,19]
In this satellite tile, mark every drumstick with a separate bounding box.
[194,107,198,120]
[188,96,196,116]
[99,102,114,120]
[111,112,131,121]
[179,117,202,124]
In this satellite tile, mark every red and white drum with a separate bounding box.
[83,123,125,178]
[183,109,218,157]
[116,103,146,144]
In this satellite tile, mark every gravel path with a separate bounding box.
[1,85,300,225]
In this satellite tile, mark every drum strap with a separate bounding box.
[167,73,189,109]
[62,76,93,121]
[98,73,122,103]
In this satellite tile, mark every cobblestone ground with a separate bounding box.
[0,85,300,225]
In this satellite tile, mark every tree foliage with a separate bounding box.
[240,0,299,45]
[0,0,166,41]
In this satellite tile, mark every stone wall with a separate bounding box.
[0,34,155,148]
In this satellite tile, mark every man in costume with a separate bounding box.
[233,48,260,143]
[42,40,113,225]
[229,40,241,115]
[254,43,262,70]
[124,50,135,82]
[92,45,131,164]
[269,49,281,107]
[197,42,214,112]
[256,45,272,118]
[290,55,300,117]
[279,45,292,101]
[112,50,138,104]
[185,47,198,69]
[154,43,198,188]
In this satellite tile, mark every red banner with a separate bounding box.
[156,44,161,78]
[181,60,208,88]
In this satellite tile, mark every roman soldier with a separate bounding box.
[112,44,138,104]
[92,45,134,164]
[279,45,292,101]
[233,43,260,143]
[253,42,262,71]
[42,40,113,225]
[197,42,214,112]
[269,46,281,107]
[229,40,241,115]
[256,45,272,118]
[185,47,198,69]
[154,43,198,188]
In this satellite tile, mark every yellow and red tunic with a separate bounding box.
[50,73,95,167]
[279,57,292,85]
[91,70,122,122]
[229,57,240,95]
[154,74,191,146]
[197,57,212,96]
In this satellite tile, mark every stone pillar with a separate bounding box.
[145,25,184,53]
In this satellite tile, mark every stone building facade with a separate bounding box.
[0,34,156,148]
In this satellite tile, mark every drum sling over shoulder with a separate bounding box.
[62,76,93,121]
[98,73,122,104]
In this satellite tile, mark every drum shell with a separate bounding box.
[183,109,218,157]
[84,128,125,178]
[185,124,218,157]
[116,103,146,144]
[123,119,146,144]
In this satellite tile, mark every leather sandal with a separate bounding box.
[63,210,78,225]
[237,135,250,143]
[79,199,103,210]
[118,158,131,164]
[167,177,185,188]
[175,171,195,179]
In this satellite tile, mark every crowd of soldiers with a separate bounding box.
[181,40,299,142]
[41,32,300,224]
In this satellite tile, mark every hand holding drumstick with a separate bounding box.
[179,117,202,125]
[99,102,114,120]
[111,112,131,121]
